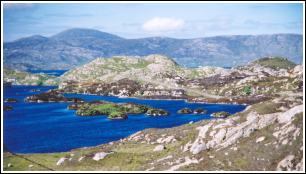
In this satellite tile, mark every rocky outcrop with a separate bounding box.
[193,108,207,114]
[56,157,67,166]
[145,109,169,116]
[177,108,192,114]
[184,98,302,157]
[92,152,109,161]
[3,67,58,86]
[4,106,13,111]
[25,90,84,103]
[153,145,165,152]
[73,101,168,120]
[276,155,297,171]
[4,98,18,103]
[211,111,231,118]
[277,105,303,123]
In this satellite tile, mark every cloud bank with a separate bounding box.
[142,17,185,32]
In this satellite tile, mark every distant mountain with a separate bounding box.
[3,28,303,70]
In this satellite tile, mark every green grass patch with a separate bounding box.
[253,57,296,70]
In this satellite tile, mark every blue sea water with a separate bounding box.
[27,70,67,76]
[3,85,246,154]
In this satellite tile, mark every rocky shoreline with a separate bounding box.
[3,56,304,171]
[3,91,303,171]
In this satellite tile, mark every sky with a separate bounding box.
[3,2,304,42]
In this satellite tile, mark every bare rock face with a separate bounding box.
[156,136,176,144]
[256,136,266,143]
[153,145,165,152]
[185,97,303,158]
[190,140,207,155]
[188,123,212,154]
[276,155,296,171]
[277,105,303,123]
[56,157,68,166]
[166,157,199,171]
[92,152,109,161]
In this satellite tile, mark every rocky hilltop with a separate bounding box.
[3,67,59,86]
[58,54,233,99]
[59,55,302,104]
[4,28,302,70]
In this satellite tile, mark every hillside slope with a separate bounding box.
[58,55,302,103]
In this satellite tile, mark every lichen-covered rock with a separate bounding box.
[256,136,266,143]
[92,152,109,161]
[56,157,67,166]
[153,145,165,152]
[276,155,295,171]
[277,105,303,123]
[156,136,176,144]
[190,140,206,155]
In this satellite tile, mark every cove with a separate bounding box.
[3,86,246,153]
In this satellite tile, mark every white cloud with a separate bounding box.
[142,17,185,32]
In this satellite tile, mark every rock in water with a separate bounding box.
[146,108,169,116]
[177,108,192,114]
[4,106,13,111]
[4,98,18,103]
[193,108,208,114]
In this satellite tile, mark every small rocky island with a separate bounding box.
[74,102,157,120]
[177,108,208,114]
[4,98,18,103]
[25,90,84,103]
[25,90,170,120]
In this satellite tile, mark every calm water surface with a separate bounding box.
[3,85,246,153]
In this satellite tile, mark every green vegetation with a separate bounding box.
[76,103,127,119]
[130,60,151,69]
[122,103,148,114]
[251,102,282,115]
[3,67,59,86]
[108,111,127,119]
[75,102,161,119]
[253,57,296,70]
[211,111,230,118]
[243,86,252,95]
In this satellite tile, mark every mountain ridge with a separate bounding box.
[4,28,303,70]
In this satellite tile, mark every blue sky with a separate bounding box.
[3,2,303,41]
